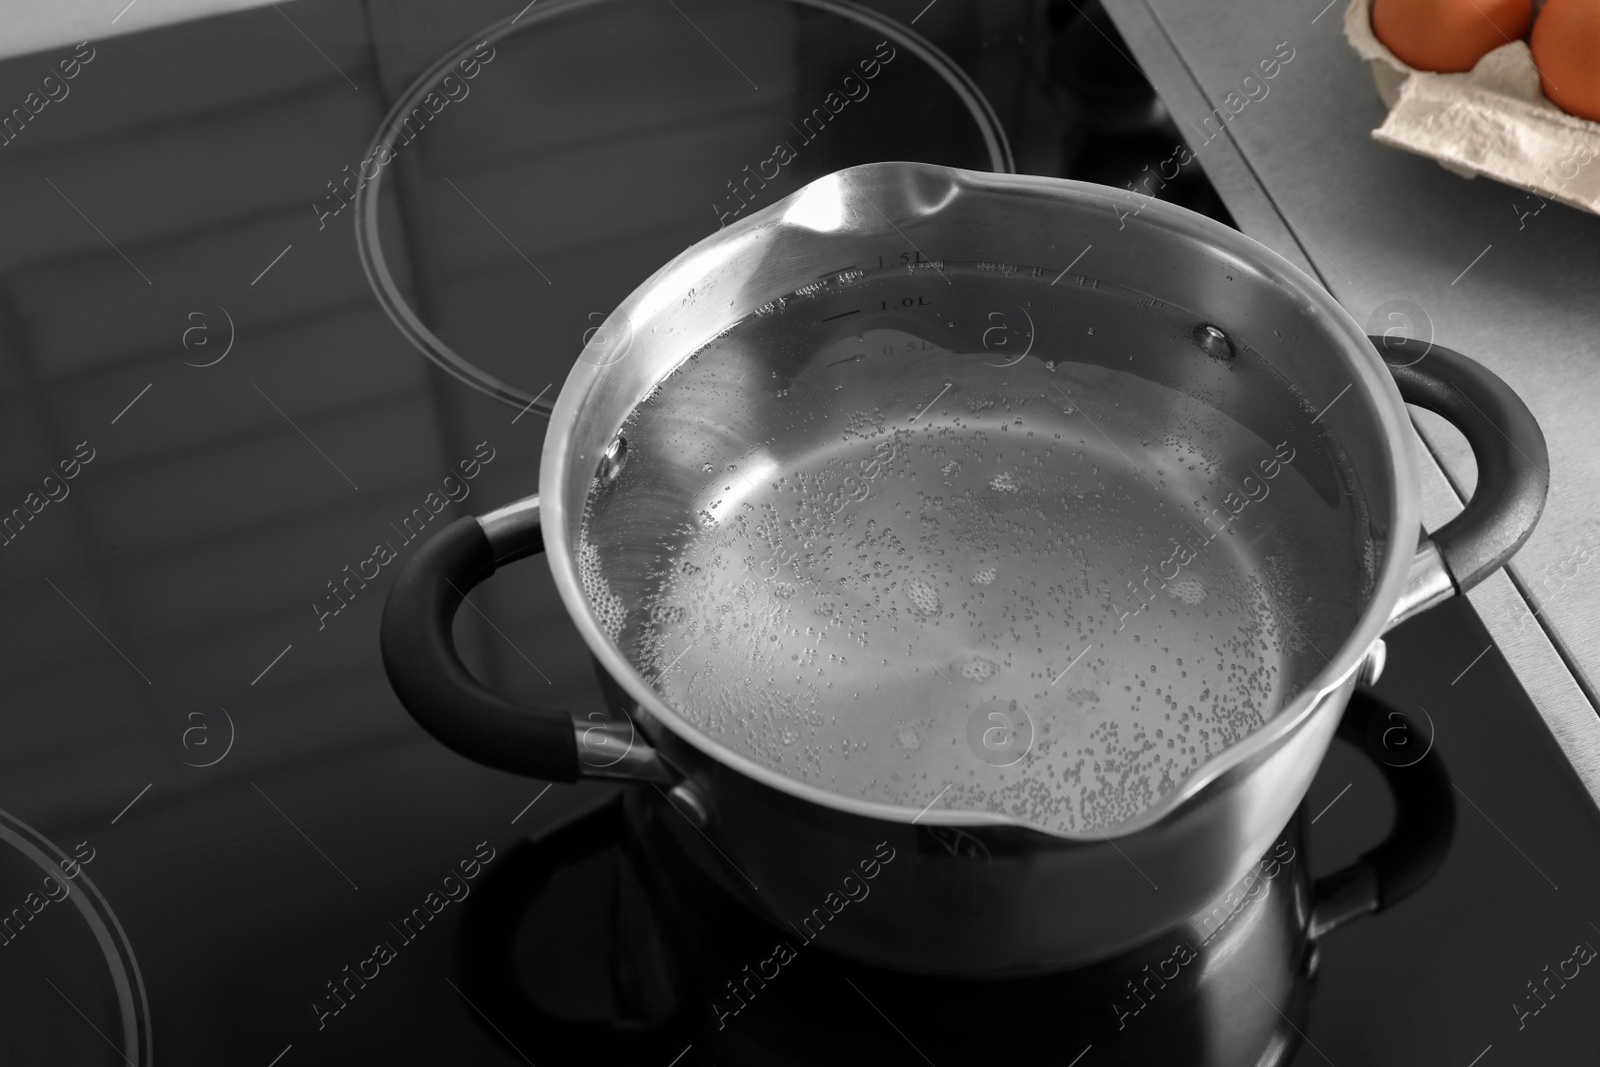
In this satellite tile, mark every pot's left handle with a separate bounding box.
[379,495,673,783]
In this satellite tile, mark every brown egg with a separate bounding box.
[1372,0,1533,73]
[1532,0,1600,121]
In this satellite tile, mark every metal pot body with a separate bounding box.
[635,668,1348,973]
[381,162,1545,976]
[451,691,1457,1063]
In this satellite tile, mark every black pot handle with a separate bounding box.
[453,792,694,1065]
[379,500,581,782]
[1372,335,1548,594]
[1308,689,1455,939]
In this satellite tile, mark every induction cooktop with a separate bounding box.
[0,1,1595,1064]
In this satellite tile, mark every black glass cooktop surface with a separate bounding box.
[0,1,1595,1064]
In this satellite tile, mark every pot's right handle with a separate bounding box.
[379,494,672,784]
[1373,336,1548,625]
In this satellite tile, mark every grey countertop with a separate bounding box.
[1105,0,1600,807]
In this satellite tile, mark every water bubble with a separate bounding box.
[1167,578,1206,605]
[960,657,998,682]
[905,578,941,617]
[650,603,686,625]
[577,539,626,640]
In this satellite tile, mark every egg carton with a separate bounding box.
[1345,0,1600,216]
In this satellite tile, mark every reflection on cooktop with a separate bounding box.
[452,690,1455,1066]
[0,0,1595,1064]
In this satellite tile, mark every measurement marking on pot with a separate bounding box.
[1050,643,1093,685]
[843,978,936,1066]
[1454,784,1558,889]
[1244,976,1336,1065]
[1051,243,1092,285]
[911,0,939,23]
[111,0,140,23]
[445,178,552,284]
[111,783,152,825]
[1094,826,1159,890]
[43,575,152,684]
[653,784,759,892]
[1465,1045,1492,1067]
[828,353,864,367]
[445,977,536,1066]
[1311,0,1340,22]
[251,643,293,685]
[110,383,152,424]
[510,382,552,424]
[666,0,759,90]
[909,382,951,422]
[837,174,950,284]
[666,1045,694,1067]
[509,0,539,23]
[252,383,359,490]
[821,309,861,321]
[911,783,951,823]
[446,579,551,684]
[1311,383,1352,424]
[1066,1045,1093,1067]
[1310,782,1352,824]
[265,1044,292,1067]
[43,978,128,1066]
[252,783,359,890]
[1452,643,1493,685]
[1451,244,1492,286]
[511,784,553,824]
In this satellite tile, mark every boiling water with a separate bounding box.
[580,263,1368,835]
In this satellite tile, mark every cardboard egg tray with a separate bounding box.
[1345,0,1600,216]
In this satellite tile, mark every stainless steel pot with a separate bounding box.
[380,162,1546,975]
[449,692,1457,1065]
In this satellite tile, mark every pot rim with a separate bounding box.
[538,161,1420,840]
